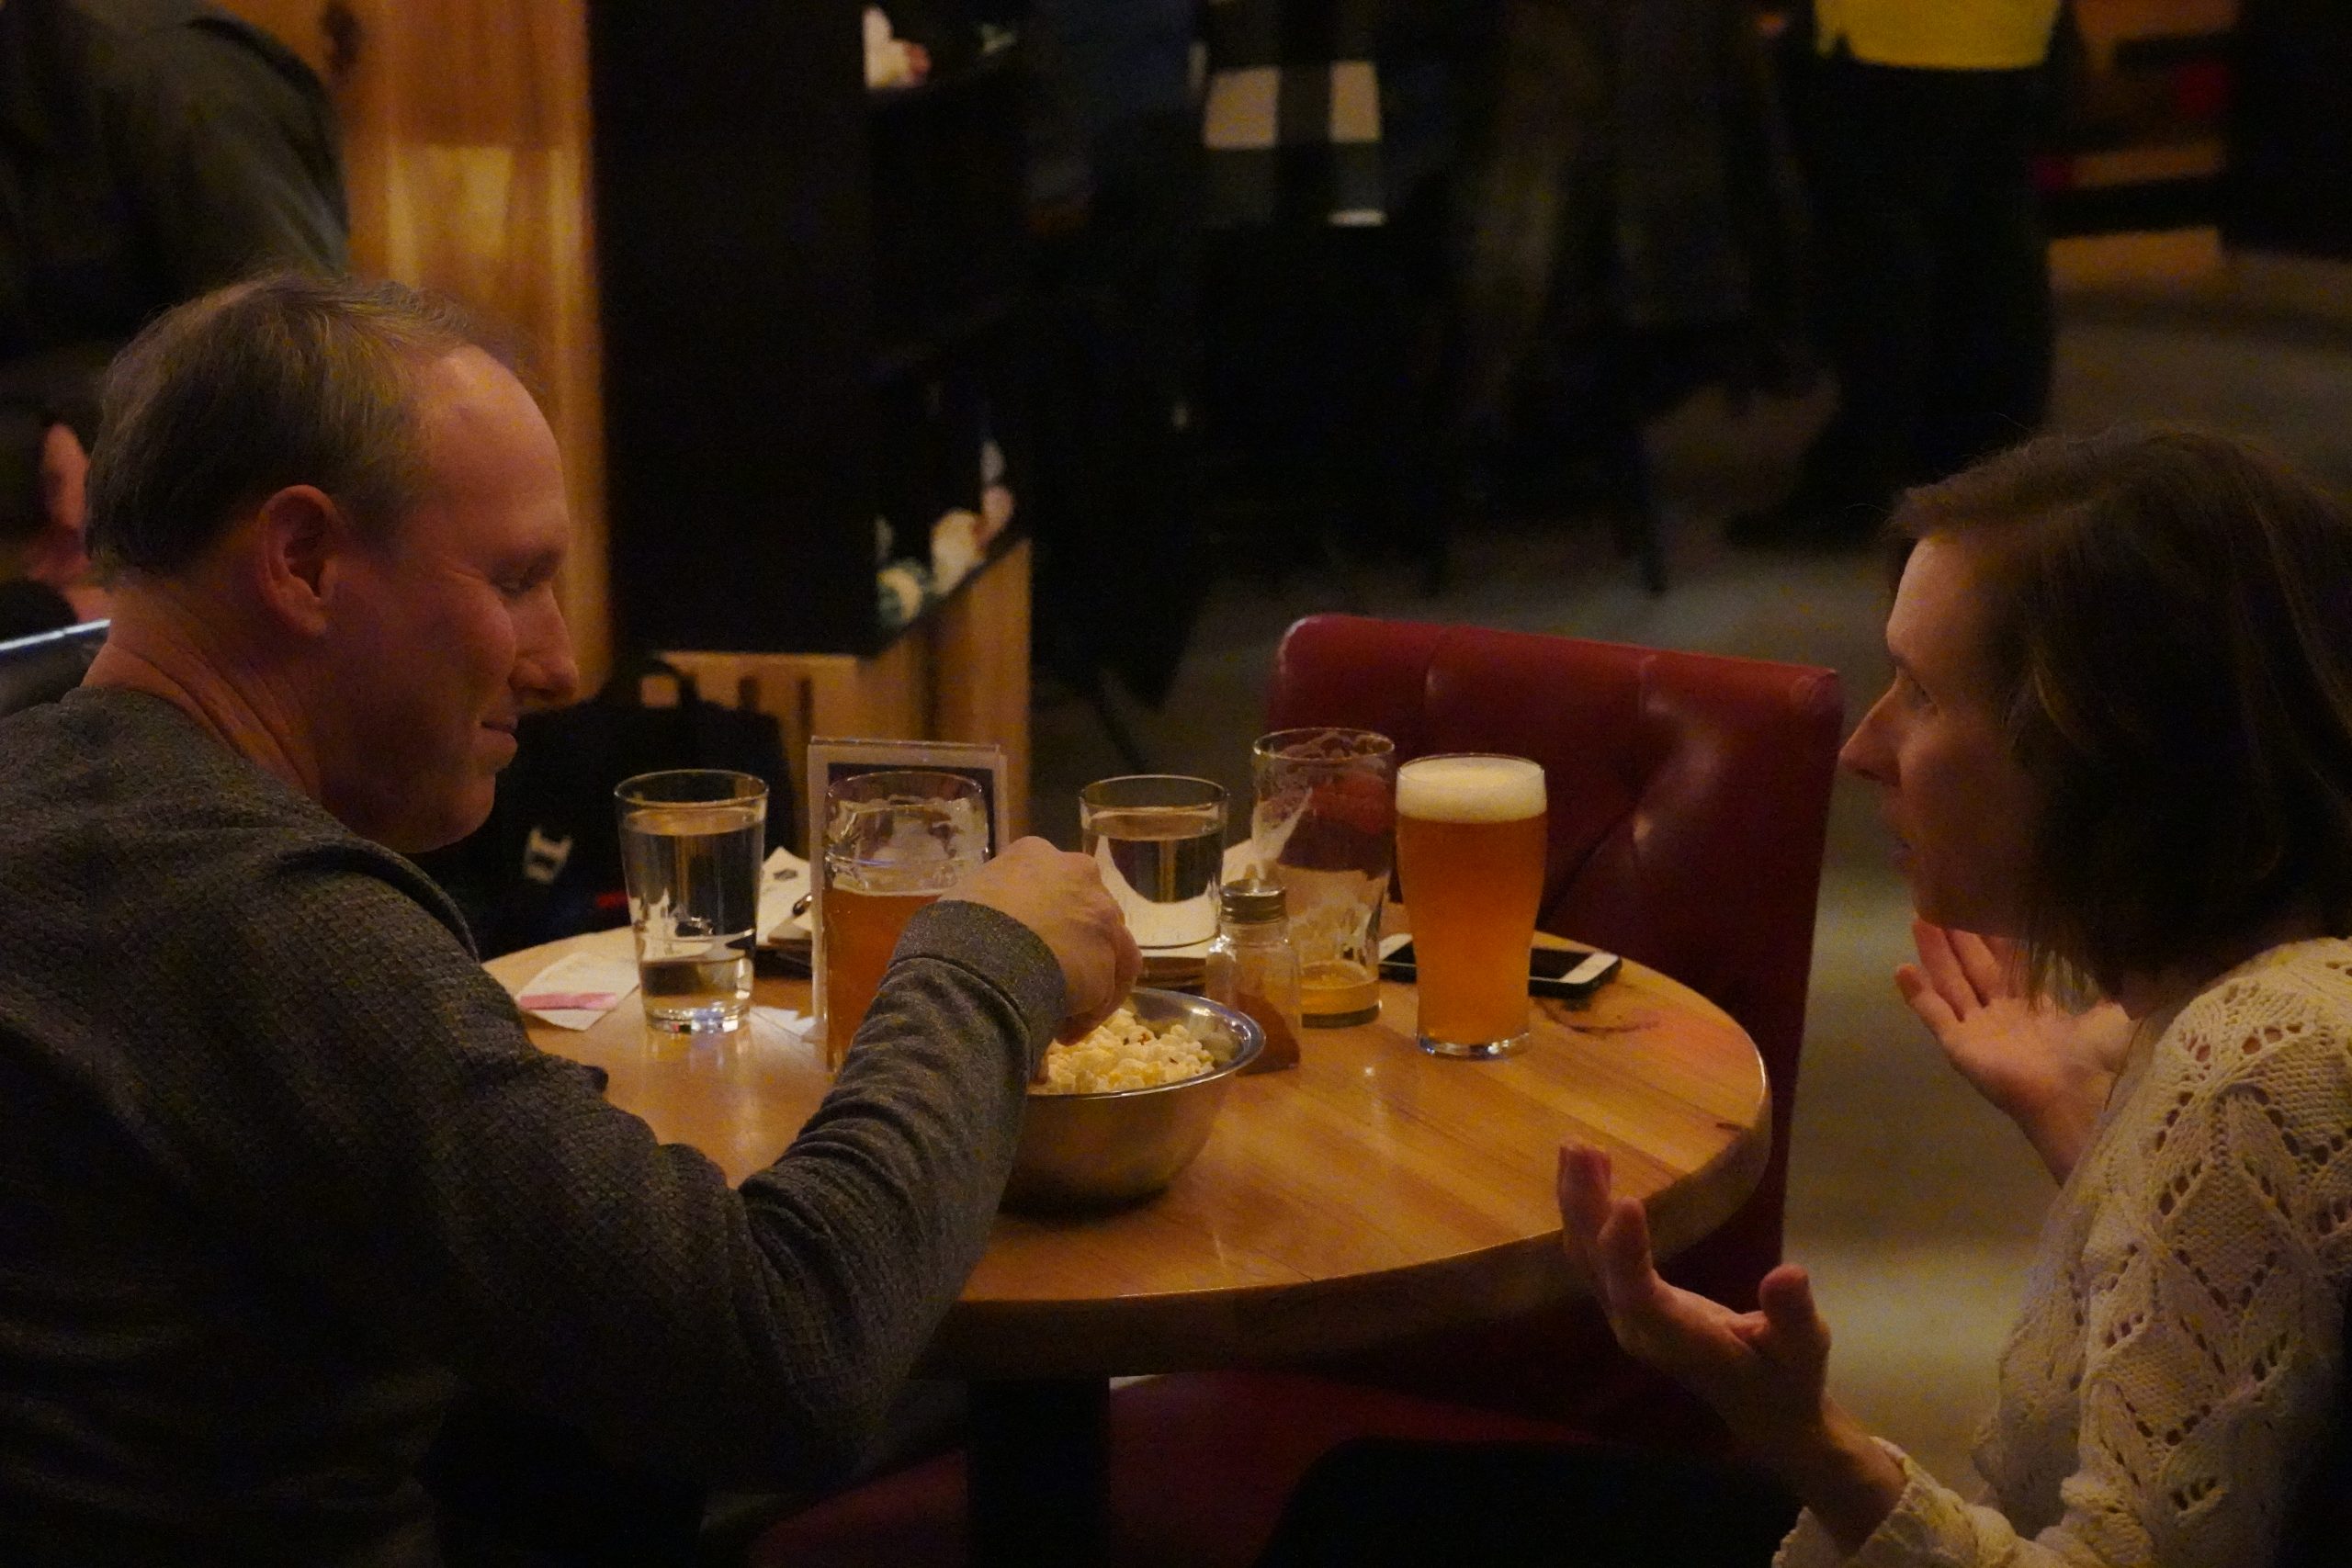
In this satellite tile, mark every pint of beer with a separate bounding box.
[1393,754,1548,1056]
[820,885,945,1068]
[819,771,988,1071]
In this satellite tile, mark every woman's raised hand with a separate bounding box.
[1557,1145,1906,1552]
[1896,919,2131,1180]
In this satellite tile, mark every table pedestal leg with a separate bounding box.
[967,1376,1110,1568]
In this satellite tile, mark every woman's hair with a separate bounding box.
[1891,427,2352,993]
[85,272,514,577]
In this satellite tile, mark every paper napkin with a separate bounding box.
[514,951,640,1031]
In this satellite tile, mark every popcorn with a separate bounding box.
[1035,1008,1214,1095]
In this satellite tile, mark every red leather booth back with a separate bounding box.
[1266,615,1845,1420]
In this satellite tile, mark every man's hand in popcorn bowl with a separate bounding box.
[947,836,1142,1043]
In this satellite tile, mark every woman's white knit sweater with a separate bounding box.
[1780,938,2352,1568]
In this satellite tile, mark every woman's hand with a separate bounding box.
[1897,919,2131,1181]
[1558,1143,1833,1450]
[1557,1144,1905,1552]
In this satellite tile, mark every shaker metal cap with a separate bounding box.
[1218,880,1287,922]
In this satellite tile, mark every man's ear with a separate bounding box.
[248,484,356,637]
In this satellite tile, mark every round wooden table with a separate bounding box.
[489,927,1769,1373]
[487,927,1770,1564]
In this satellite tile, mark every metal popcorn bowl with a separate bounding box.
[1004,988,1264,1213]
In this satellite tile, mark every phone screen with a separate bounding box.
[1528,948,1589,981]
[1378,939,1622,998]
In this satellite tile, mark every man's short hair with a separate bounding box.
[1890,427,2352,992]
[84,274,505,576]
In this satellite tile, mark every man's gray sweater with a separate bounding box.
[0,687,1062,1564]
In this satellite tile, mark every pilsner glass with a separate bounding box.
[1392,753,1548,1058]
[1250,728,1395,1027]
[820,770,989,1071]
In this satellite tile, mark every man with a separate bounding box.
[0,273,1140,1563]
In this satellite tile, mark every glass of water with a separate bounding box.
[615,769,768,1033]
[1079,775,1227,954]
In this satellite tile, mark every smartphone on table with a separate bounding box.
[1376,933,1623,1000]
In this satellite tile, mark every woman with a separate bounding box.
[1566,426,2352,1565]
[1261,426,2352,1567]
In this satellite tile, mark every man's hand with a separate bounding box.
[1897,919,2130,1181]
[1557,1144,1905,1552]
[946,837,1141,1042]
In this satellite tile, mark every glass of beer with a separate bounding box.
[819,770,989,1071]
[1080,775,1227,955]
[1249,728,1396,1027]
[1392,753,1548,1058]
[615,770,769,1033]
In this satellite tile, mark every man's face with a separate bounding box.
[316,348,579,852]
[1837,533,2041,936]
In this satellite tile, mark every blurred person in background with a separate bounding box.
[1447,0,1808,540]
[1023,0,1206,707]
[0,387,96,637]
[0,0,347,355]
[0,0,349,629]
[1729,0,2062,548]
[1196,0,1468,570]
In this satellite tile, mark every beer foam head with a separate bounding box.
[1396,754,1546,823]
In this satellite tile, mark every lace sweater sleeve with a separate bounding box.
[1776,944,2352,1568]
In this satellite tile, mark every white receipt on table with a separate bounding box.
[514,951,639,1031]
[759,847,811,943]
[753,1004,818,1041]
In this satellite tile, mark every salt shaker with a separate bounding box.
[1204,880,1302,1073]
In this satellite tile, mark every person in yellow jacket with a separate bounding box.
[1730,0,2065,547]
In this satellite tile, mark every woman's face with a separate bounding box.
[1838,534,2041,937]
